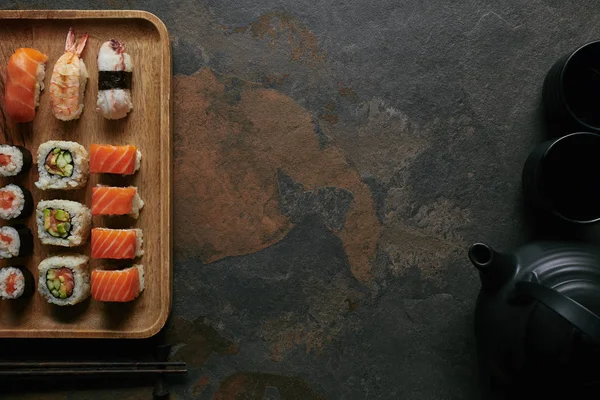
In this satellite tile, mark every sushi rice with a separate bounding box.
[35,140,89,190]
[38,254,90,306]
[0,226,33,259]
[33,61,46,109]
[135,229,144,257]
[0,184,25,220]
[0,267,25,299]
[0,145,30,177]
[36,200,91,247]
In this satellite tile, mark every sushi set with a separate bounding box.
[0,10,171,338]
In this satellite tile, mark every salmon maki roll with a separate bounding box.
[91,228,143,259]
[89,144,141,175]
[0,184,33,220]
[0,145,32,177]
[91,186,144,219]
[4,48,48,123]
[0,225,33,259]
[91,265,145,302]
[0,266,34,299]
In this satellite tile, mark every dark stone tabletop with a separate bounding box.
[2,1,600,399]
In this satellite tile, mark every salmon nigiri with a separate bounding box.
[4,48,48,123]
[91,186,144,218]
[91,228,143,259]
[91,265,144,302]
[89,144,141,175]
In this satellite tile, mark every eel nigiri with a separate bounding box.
[89,144,141,175]
[91,228,143,259]
[96,40,133,119]
[49,28,89,121]
[91,265,145,302]
[91,186,144,218]
[4,48,48,123]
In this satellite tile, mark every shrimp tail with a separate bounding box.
[76,33,89,56]
[65,27,76,52]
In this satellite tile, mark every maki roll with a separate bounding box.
[0,145,32,177]
[0,184,33,220]
[96,40,133,119]
[0,266,34,299]
[36,200,91,247]
[38,254,90,305]
[91,265,144,302]
[35,140,89,190]
[0,225,33,258]
[91,186,144,219]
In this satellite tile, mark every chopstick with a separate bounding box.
[0,361,187,376]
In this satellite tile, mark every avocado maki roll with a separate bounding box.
[0,184,33,220]
[38,254,90,306]
[0,145,32,177]
[0,266,34,299]
[36,200,91,247]
[35,140,88,190]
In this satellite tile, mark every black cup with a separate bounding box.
[523,132,600,224]
[543,41,600,135]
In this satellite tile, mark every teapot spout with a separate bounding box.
[469,243,517,291]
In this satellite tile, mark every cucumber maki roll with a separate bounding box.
[0,145,32,177]
[36,200,91,247]
[0,266,34,299]
[0,225,33,259]
[0,184,33,220]
[38,254,90,306]
[35,140,88,190]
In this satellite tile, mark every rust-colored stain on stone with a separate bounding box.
[192,375,210,397]
[215,372,327,400]
[174,68,380,283]
[166,315,238,367]
[381,197,470,282]
[262,73,290,88]
[338,83,359,102]
[224,12,326,64]
[319,102,339,125]
[260,275,364,361]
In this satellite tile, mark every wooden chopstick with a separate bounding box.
[0,369,187,376]
[0,361,186,369]
[0,361,187,376]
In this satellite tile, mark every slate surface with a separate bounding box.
[1,1,600,399]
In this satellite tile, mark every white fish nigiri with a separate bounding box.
[96,40,133,120]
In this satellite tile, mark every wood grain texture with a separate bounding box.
[0,10,172,338]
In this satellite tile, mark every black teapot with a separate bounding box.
[469,241,600,396]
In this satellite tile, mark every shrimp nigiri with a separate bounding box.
[49,28,89,121]
[4,48,48,123]
[97,40,133,119]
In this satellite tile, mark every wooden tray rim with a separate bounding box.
[0,9,173,339]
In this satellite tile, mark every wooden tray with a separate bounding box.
[0,10,172,338]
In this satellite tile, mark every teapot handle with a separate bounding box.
[516,281,600,343]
